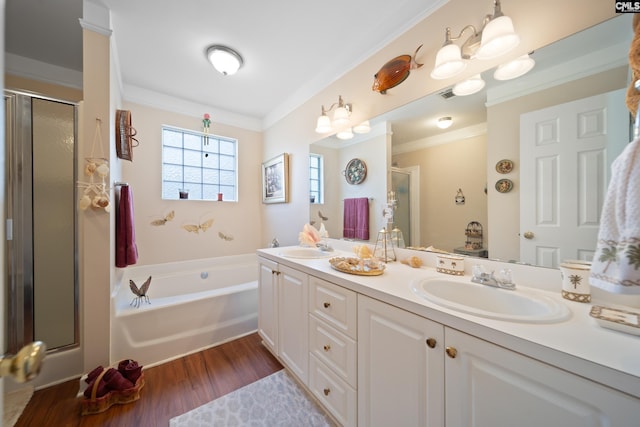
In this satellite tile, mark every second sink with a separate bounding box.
[410,278,570,323]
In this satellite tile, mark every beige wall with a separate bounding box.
[261,0,615,246]
[118,101,263,264]
[487,66,629,261]
[393,134,488,252]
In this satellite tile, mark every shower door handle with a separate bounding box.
[1,341,46,382]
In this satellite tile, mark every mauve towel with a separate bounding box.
[116,185,138,268]
[343,197,369,240]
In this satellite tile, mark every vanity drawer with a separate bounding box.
[309,354,357,427]
[309,276,357,339]
[309,314,357,388]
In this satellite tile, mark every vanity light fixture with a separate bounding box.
[437,116,453,129]
[431,0,520,80]
[353,120,371,134]
[206,45,244,76]
[493,53,535,80]
[453,74,486,96]
[315,95,352,134]
[336,128,354,140]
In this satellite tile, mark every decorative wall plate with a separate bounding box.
[495,159,514,174]
[495,178,513,193]
[344,158,367,185]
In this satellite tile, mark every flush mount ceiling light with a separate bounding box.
[431,0,520,80]
[315,95,352,134]
[206,45,244,76]
[437,116,453,129]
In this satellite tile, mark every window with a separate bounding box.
[309,153,323,204]
[162,126,237,201]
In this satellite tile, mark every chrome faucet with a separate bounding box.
[471,265,516,290]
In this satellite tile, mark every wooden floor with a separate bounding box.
[15,333,283,427]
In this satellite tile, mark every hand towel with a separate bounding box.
[343,197,369,240]
[116,185,139,268]
[590,138,640,294]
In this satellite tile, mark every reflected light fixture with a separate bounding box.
[493,54,535,80]
[315,95,352,134]
[437,116,453,129]
[336,128,354,140]
[353,120,371,134]
[453,74,486,96]
[206,45,244,76]
[431,0,520,80]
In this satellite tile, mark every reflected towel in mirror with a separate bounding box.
[343,197,369,240]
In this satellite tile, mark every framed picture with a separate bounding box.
[262,153,289,204]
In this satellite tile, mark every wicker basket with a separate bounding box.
[80,369,145,416]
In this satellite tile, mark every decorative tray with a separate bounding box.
[589,305,640,336]
[329,257,385,276]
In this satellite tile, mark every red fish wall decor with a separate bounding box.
[372,45,424,94]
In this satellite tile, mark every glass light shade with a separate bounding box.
[336,128,354,140]
[353,120,371,134]
[332,106,350,127]
[493,54,535,80]
[475,16,520,60]
[207,46,244,75]
[430,44,466,80]
[315,115,332,133]
[437,117,453,129]
[453,74,486,96]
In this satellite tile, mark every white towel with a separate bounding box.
[590,137,640,294]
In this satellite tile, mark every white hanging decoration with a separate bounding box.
[77,118,111,212]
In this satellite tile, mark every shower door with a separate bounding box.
[4,91,78,353]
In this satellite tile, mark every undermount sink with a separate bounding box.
[410,278,570,324]
[279,247,334,259]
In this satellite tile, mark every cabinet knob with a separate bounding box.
[323,344,331,352]
[323,387,331,396]
[445,346,458,358]
[426,338,437,348]
[323,302,331,308]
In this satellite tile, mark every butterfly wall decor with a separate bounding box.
[150,210,175,226]
[129,276,152,308]
[218,231,234,241]
[183,218,214,234]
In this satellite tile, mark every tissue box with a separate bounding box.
[436,254,464,276]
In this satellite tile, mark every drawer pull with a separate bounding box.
[323,302,331,308]
[323,344,331,352]
[323,388,331,396]
[446,346,458,358]
[426,338,437,348]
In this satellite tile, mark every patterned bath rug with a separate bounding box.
[169,369,335,427]
[3,385,34,427]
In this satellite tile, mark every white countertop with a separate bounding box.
[258,240,640,399]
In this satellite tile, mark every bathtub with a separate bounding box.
[111,254,258,367]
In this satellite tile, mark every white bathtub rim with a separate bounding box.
[115,280,257,318]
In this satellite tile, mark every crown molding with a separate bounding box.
[393,123,487,155]
[5,53,82,90]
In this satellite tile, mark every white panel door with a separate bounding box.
[520,89,627,267]
[358,294,444,427]
[278,264,309,384]
[445,328,640,427]
[257,257,278,353]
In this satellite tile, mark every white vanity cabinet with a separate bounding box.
[308,276,358,427]
[444,328,640,427]
[257,257,278,353]
[357,294,445,427]
[257,257,309,384]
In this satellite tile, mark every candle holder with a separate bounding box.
[374,227,396,262]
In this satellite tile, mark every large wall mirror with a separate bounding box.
[310,14,633,269]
